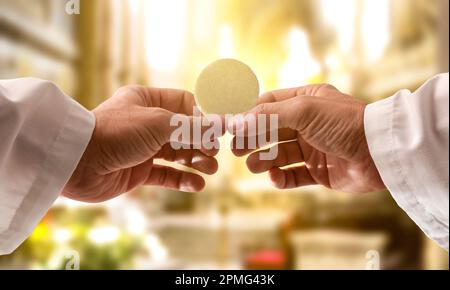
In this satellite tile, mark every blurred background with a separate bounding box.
[0,0,448,270]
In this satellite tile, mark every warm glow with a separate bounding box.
[279,28,321,88]
[236,177,276,193]
[128,0,140,15]
[88,226,120,245]
[144,234,168,261]
[218,24,235,58]
[320,0,356,53]
[145,0,187,72]
[361,0,391,61]
[53,228,72,244]
[125,208,147,236]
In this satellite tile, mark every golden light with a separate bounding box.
[144,0,187,72]
[278,27,321,88]
[144,234,168,261]
[128,0,140,15]
[218,24,235,58]
[320,0,357,54]
[88,226,120,245]
[361,0,391,62]
[236,177,276,193]
[53,228,72,244]
[125,208,148,236]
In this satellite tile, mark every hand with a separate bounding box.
[229,84,386,193]
[63,86,220,202]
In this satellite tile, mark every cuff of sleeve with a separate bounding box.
[364,93,449,250]
[0,98,95,255]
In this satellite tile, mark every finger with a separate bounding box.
[231,128,297,156]
[246,141,304,174]
[126,159,155,192]
[155,144,219,175]
[137,88,227,143]
[258,87,309,103]
[127,88,227,128]
[269,166,317,189]
[228,97,306,136]
[138,88,197,115]
[112,87,196,115]
[149,108,224,147]
[227,84,343,136]
[145,165,205,192]
[199,146,220,157]
[258,84,340,104]
[168,142,220,157]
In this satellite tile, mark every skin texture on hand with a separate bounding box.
[230,84,386,194]
[63,86,220,203]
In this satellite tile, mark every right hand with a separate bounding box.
[229,84,386,194]
[64,86,221,203]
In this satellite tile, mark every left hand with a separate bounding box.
[229,84,385,194]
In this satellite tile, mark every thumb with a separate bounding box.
[230,96,306,135]
[149,108,223,148]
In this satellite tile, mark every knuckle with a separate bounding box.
[115,85,139,95]
[256,103,269,115]
[113,85,147,102]
[182,90,194,100]
[294,97,314,131]
[150,107,172,122]
[144,108,173,141]
[295,96,312,111]
[323,84,337,90]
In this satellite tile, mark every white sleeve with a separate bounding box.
[0,78,95,255]
[364,73,449,250]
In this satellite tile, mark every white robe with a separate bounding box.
[365,73,449,250]
[0,75,448,255]
[0,78,95,255]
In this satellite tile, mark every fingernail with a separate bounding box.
[191,156,203,164]
[180,184,196,193]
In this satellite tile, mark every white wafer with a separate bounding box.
[195,59,259,115]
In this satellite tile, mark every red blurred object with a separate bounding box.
[245,250,287,270]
